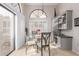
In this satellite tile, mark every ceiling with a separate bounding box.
[24,3,59,6]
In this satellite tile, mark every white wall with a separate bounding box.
[58,3,79,54]
[2,3,26,49]
[15,13,25,49]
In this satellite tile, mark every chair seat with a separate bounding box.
[26,40,36,45]
[37,42,41,48]
[37,42,49,48]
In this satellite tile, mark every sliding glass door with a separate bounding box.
[0,5,15,56]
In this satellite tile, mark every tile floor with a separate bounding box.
[9,44,79,56]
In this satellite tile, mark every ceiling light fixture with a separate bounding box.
[42,0,44,14]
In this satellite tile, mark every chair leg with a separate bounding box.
[41,47,43,56]
[37,46,39,53]
[26,45,28,55]
[48,46,50,56]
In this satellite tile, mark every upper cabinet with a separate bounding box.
[53,10,72,31]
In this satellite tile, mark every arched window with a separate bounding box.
[30,9,47,19]
[29,9,48,37]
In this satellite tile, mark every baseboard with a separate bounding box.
[72,50,79,55]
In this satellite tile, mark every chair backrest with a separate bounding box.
[41,32,51,45]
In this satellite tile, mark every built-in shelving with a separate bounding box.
[52,10,72,31]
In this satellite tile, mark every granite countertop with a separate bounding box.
[53,30,73,38]
[59,34,73,38]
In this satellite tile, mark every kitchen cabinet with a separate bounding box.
[52,10,72,31]
[59,10,72,30]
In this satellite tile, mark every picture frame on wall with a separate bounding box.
[74,17,79,26]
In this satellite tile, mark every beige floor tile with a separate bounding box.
[9,45,79,56]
